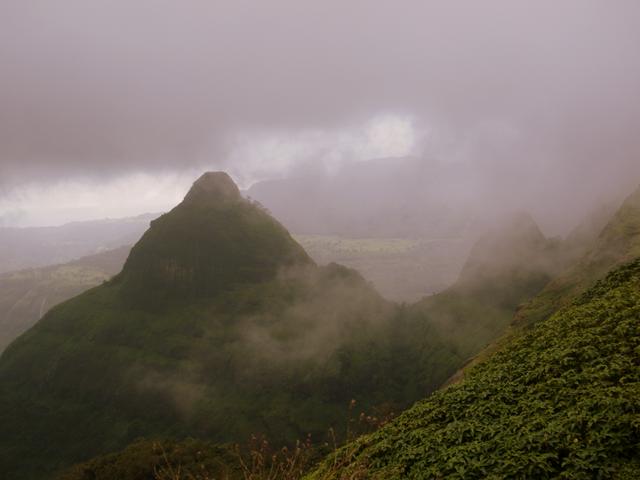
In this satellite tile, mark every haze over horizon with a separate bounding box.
[1,1,640,235]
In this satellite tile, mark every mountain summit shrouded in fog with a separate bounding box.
[117,172,311,307]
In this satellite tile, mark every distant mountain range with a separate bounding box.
[0,246,131,352]
[0,214,155,274]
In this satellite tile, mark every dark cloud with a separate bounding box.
[1,0,640,226]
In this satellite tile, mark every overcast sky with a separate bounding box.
[1,1,640,230]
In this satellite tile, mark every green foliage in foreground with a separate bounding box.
[310,259,640,479]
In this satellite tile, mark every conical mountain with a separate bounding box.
[455,211,553,287]
[0,172,335,479]
[117,172,311,307]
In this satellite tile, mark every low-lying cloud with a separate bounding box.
[1,1,640,231]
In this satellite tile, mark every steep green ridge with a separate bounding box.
[117,172,312,308]
[515,185,640,328]
[310,259,640,479]
[409,213,558,361]
[0,246,129,352]
[442,185,640,388]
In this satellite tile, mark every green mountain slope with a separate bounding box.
[409,213,559,362]
[117,171,312,308]
[0,247,129,352]
[310,259,640,479]
[515,185,640,328]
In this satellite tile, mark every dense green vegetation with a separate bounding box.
[117,172,312,309]
[310,259,640,479]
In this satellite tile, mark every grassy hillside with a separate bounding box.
[310,259,640,479]
[0,247,129,352]
[515,185,640,328]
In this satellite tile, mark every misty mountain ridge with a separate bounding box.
[514,183,640,328]
[115,171,311,308]
[455,211,556,285]
[405,210,560,365]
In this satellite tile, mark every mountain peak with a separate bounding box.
[117,171,311,307]
[183,172,242,205]
[456,212,551,286]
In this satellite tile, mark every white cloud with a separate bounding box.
[0,172,195,227]
[0,114,420,226]
[225,113,419,186]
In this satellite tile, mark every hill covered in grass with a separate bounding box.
[515,185,640,328]
[310,258,640,479]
